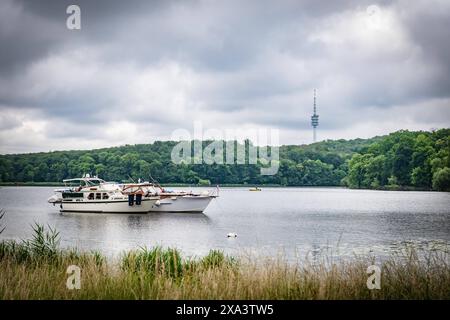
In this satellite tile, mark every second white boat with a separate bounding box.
[150,192,216,213]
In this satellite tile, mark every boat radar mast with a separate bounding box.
[311,89,319,143]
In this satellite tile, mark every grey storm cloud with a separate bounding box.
[0,0,449,153]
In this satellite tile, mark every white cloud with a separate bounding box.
[0,0,449,153]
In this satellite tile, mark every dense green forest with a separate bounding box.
[0,129,449,191]
[345,129,450,191]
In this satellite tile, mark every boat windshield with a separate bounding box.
[87,179,103,186]
[63,178,105,187]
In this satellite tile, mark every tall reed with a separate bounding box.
[0,223,449,300]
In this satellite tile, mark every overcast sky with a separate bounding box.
[0,0,449,154]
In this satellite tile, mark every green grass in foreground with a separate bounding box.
[0,224,449,299]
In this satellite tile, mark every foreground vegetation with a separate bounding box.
[0,224,449,300]
[0,129,449,191]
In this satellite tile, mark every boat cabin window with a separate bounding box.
[102,193,109,200]
[62,192,83,199]
[88,193,94,200]
[96,193,101,200]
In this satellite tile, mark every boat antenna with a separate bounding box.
[148,173,163,190]
[127,175,135,183]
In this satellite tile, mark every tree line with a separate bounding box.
[345,129,450,191]
[0,129,449,191]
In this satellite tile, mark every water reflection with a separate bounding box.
[127,215,143,228]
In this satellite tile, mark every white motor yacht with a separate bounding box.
[48,175,159,213]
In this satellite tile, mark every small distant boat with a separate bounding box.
[249,187,262,191]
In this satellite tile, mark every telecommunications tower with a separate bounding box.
[311,89,319,142]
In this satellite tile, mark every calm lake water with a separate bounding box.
[0,186,449,260]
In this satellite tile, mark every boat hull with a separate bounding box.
[149,196,214,213]
[60,197,158,213]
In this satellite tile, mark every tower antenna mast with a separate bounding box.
[311,89,319,143]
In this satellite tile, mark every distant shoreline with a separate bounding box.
[0,182,439,192]
[0,182,332,188]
